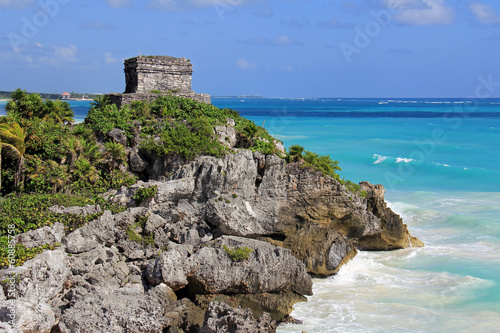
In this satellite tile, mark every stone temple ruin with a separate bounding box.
[108,55,211,107]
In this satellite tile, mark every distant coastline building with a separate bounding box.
[60,92,71,100]
[108,55,210,108]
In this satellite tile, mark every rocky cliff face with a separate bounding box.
[0,148,422,332]
[117,149,422,276]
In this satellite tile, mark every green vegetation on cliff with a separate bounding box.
[0,89,349,267]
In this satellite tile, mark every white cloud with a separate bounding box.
[53,44,78,63]
[236,58,256,71]
[318,17,354,29]
[104,0,132,8]
[470,2,500,24]
[279,65,294,73]
[105,52,119,64]
[280,18,308,28]
[385,0,454,26]
[0,0,33,9]
[272,35,303,46]
[5,43,79,68]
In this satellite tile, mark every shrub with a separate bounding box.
[302,151,341,180]
[134,185,158,204]
[0,193,120,267]
[126,214,155,246]
[287,145,342,180]
[85,100,133,138]
[141,119,225,160]
[341,179,368,197]
[223,245,254,262]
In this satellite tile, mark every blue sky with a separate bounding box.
[1,0,500,98]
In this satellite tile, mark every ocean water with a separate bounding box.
[2,97,500,332]
[214,98,500,333]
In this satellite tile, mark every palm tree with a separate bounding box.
[105,141,126,170]
[0,123,26,188]
[73,157,99,185]
[90,95,112,110]
[104,141,127,185]
[45,160,69,193]
[287,144,305,162]
[63,137,84,170]
[0,141,21,192]
[43,100,74,125]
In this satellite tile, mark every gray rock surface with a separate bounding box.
[187,236,312,296]
[59,288,169,333]
[129,149,148,172]
[215,118,238,148]
[0,144,422,332]
[0,248,70,303]
[49,204,101,216]
[107,128,128,146]
[146,248,189,290]
[16,222,65,249]
[201,301,276,333]
[102,149,421,276]
[0,300,56,333]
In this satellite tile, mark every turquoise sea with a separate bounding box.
[1,97,500,332]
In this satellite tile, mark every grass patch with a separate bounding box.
[126,214,155,246]
[0,242,60,267]
[0,193,126,267]
[133,185,158,205]
[223,245,253,262]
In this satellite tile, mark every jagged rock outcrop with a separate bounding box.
[48,204,101,216]
[15,222,64,249]
[201,301,276,333]
[1,147,423,332]
[0,248,70,332]
[59,287,170,332]
[186,236,311,296]
[358,181,424,249]
[107,149,422,276]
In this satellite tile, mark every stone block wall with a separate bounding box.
[108,92,211,108]
[124,56,193,94]
[108,55,211,107]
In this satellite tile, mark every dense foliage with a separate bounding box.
[0,193,125,266]
[0,90,358,267]
[286,144,341,180]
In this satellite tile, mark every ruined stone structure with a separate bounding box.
[124,56,192,94]
[108,55,211,107]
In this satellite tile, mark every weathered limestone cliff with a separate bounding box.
[0,146,422,332]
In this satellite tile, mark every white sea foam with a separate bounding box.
[373,154,388,164]
[433,162,450,167]
[395,157,414,163]
[278,249,499,333]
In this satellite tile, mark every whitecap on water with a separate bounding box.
[372,154,388,164]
